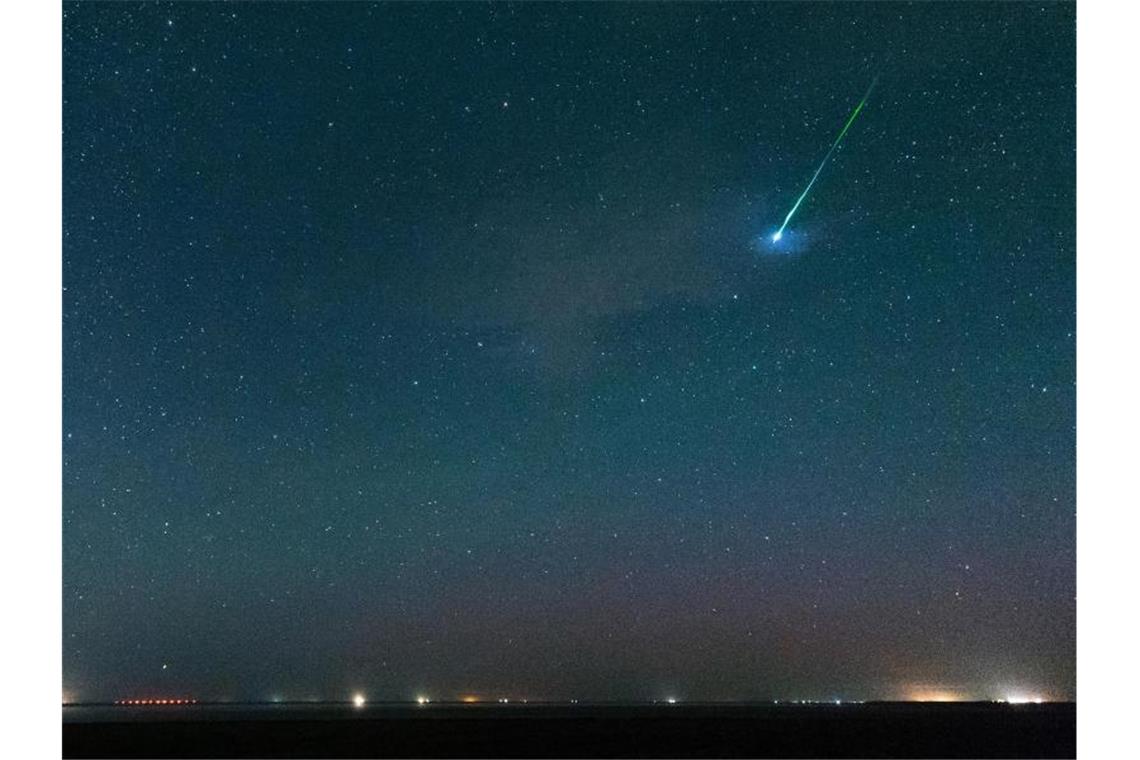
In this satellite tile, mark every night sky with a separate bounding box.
[63,2,1075,704]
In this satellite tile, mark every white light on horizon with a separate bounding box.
[352,693,366,708]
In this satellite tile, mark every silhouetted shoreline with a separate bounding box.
[63,702,1076,758]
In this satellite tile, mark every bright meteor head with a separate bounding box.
[772,231,783,242]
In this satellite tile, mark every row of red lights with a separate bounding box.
[115,699,198,705]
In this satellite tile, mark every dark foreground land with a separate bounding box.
[63,702,1075,758]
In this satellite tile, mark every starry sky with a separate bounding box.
[63,2,1075,704]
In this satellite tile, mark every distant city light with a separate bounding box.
[1003,694,1045,705]
[352,693,366,708]
[666,697,677,704]
[909,691,965,703]
[115,697,197,706]
[416,696,429,705]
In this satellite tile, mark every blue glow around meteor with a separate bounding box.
[754,228,803,257]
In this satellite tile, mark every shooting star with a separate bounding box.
[772,76,878,242]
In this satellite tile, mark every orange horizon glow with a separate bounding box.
[904,686,971,703]
[909,692,965,702]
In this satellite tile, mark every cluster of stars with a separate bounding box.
[62,1,1073,704]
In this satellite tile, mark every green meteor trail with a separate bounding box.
[772,77,878,242]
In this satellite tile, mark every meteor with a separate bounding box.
[772,77,878,242]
